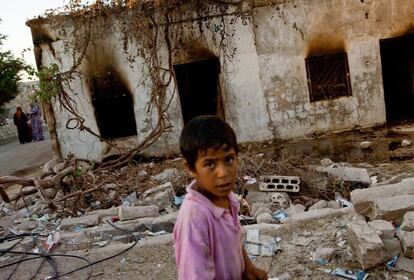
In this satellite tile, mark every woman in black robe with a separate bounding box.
[13,106,31,144]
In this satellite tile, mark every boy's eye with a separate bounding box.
[204,161,215,168]
[225,156,235,164]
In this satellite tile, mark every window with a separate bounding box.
[306,53,352,102]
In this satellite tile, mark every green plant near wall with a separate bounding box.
[28,64,61,104]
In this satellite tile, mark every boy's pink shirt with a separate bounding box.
[173,180,245,280]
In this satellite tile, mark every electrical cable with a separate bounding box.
[0,219,140,279]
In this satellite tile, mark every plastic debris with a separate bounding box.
[272,210,289,222]
[45,231,61,251]
[323,268,369,280]
[173,195,185,207]
[385,255,398,270]
[73,225,85,233]
[335,193,353,208]
[245,229,282,257]
[122,192,138,206]
[315,259,329,265]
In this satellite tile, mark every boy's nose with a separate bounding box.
[216,163,229,178]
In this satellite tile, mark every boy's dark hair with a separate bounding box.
[179,115,238,171]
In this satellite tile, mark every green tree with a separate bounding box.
[0,19,27,112]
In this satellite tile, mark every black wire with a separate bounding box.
[0,219,140,279]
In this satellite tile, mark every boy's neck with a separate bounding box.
[194,184,230,210]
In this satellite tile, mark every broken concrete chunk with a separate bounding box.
[89,207,118,221]
[347,221,384,269]
[284,204,305,217]
[151,212,178,233]
[313,165,371,186]
[61,213,100,230]
[395,255,414,273]
[309,200,328,211]
[151,168,179,182]
[397,230,414,259]
[320,158,333,167]
[289,208,352,223]
[142,182,173,198]
[401,211,414,232]
[368,220,395,239]
[360,141,372,149]
[382,238,402,261]
[402,139,412,147]
[256,213,274,224]
[371,195,414,222]
[351,178,414,216]
[312,247,336,261]
[140,182,174,209]
[118,205,159,221]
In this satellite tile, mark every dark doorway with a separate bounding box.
[91,69,137,140]
[380,34,414,122]
[174,57,224,124]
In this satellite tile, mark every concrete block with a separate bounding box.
[401,211,414,232]
[368,220,395,239]
[259,175,300,193]
[284,204,305,217]
[397,230,414,259]
[61,213,100,229]
[289,208,352,223]
[88,207,119,221]
[351,178,414,216]
[371,195,414,222]
[118,205,159,221]
[313,165,371,186]
[256,213,274,224]
[151,212,178,233]
[347,221,384,269]
[382,238,402,261]
[309,200,328,211]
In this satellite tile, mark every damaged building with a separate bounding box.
[26,0,414,161]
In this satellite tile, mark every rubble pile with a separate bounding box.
[1,147,414,278]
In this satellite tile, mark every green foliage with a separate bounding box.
[29,64,61,103]
[0,31,27,110]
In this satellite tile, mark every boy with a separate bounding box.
[173,115,268,280]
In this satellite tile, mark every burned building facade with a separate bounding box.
[27,0,414,161]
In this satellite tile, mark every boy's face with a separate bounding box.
[189,145,238,201]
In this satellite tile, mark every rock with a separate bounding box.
[253,206,272,218]
[351,178,414,217]
[397,230,414,258]
[269,192,291,210]
[360,141,372,149]
[371,195,414,222]
[368,220,395,239]
[347,221,384,269]
[313,165,371,186]
[382,238,402,261]
[152,168,179,182]
[289,208,352,223]
[103,183,118,191]
[246,191,270,204]
[141,182,174,209]
[284,204,305,216]
[395,256,414,273]
[242,223,283,236]
[42,157,60,174]
[256,213,274,224]
[327,201,341,209]
[402,139,412,147]
[401,211,414,232]
[61,213,100,230]
[151,212,178,233]
[312,247,336,261]
[309,200,328,211]
[88,207,118,221]
[320,158,333,167]
[52,162,66,174]
[118,205,159,221]
[352,213,366,222]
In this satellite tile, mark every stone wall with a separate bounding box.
[0,124,18,144]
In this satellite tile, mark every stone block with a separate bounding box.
[151,212,178,233]
[256,213,274,224]
[289,208,352,223]
[118,205,159,221]
[351,178,414,216]
[61,213,100,230]
[382,238,402,261]
[313,165,371,186]
[347,221,384,269]
[312,247,336,261]
[401,211,414,232]
[371,195,414,222]
[309,200,328,211]
[284,204,305,217]
[88,207,119,221]
[368,220,395,239]
[397,230,414,259]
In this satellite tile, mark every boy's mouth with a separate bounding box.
[216,183,232,191]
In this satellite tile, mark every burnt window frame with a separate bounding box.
[305,52,353,102]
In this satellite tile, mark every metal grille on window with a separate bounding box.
[306,53,352,102]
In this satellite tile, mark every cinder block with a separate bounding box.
[259,175,300,193]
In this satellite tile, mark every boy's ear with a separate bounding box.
[182,159,197,178]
